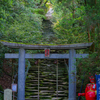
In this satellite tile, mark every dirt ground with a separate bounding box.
[0,59,12,89]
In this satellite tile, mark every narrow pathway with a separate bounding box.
[42,19,56,43]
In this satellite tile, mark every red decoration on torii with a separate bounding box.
[45,48,50,57]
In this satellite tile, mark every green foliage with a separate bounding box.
[0,0,48,44]
[77,53,100,76]
[0,93,3,100]
[3,13,43,43]
[0,0,49,61]
[0,85,3,91]
[49,0,100,96]
[50,0,100,47]
[0,0,48,79]
[50,0,87,44]
[0,85,3,100]
[76,52,100,94]
[0,43,10,76]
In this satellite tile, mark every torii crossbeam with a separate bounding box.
[1,41,92,100]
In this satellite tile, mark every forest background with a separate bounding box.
[0,0,100,99]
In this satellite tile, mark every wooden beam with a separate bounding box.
[5,53,88,59]
[1,41,93,50]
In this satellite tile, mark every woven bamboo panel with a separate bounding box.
[25,60,68,100]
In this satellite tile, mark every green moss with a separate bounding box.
[0,40,57,46]
[1,40,91,46]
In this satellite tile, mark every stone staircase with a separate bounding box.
[25,60,68,100]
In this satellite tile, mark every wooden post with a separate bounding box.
[68,49,76,100]
[17,48,25,100]
[56,60,58,99]
[13,92,14,100]
[38,60,39,100]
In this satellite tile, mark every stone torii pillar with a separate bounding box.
[1,41,93,100]
[18,48,25,100]
[68,49,76,100]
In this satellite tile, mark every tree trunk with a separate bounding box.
[87,29,90,42]
[97,23,100,55]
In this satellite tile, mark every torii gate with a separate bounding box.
[1,41,92,100]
